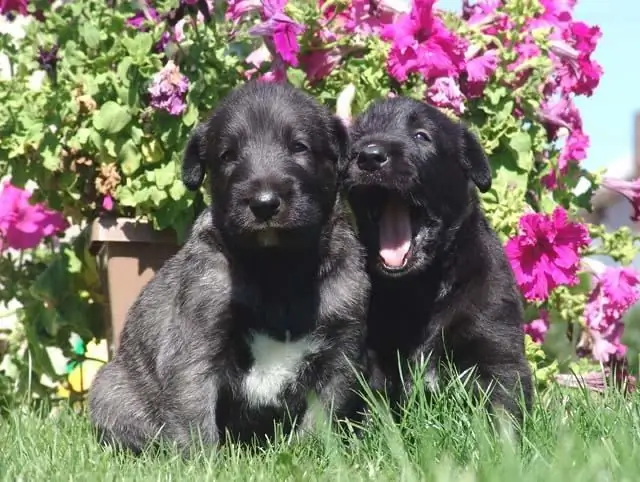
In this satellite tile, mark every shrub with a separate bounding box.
[0,0,638,406]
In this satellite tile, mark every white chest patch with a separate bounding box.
[242,332,321,407]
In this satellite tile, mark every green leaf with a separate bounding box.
[486,86,508,106]
[154,161,176,189]
[116,56,134,84]
[80,23,101,49]
[169,180,186,201]
[93,101,132,135]
[119,139,142,176]
[182,103,199,127]
[287,68,307,88]
[122,33,153,60]
[508,131,534,172]
[149,186,167,205]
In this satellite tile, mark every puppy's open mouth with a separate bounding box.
[352,186,420,272]
[378,196,413,270]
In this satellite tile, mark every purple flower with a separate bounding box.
[249,0,306,67]
[426,77,465,115]
[36,45,60,84]
[148,60,189,116]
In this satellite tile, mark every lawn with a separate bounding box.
[1,380,639,482]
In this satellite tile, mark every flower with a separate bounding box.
[505,207,591,301]
[550,21,603,96]
[127,6,160,30]
[36,45,60,84]
[382,0,466,82]
[148,60,189,115]
[601,178,640,221]
[0,182,68,251]
[524,311,550,344]
[584,266,640,362]
[426,77,465,115]
[249,0,306,67]
[102,195,114,212]
[463,48,498,97]
[0,0,27,15]
[226,0,261,22]
[538,95,582,140]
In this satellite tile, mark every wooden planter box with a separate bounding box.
[89,217,179,358]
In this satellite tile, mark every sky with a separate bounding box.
[438,0,640,174]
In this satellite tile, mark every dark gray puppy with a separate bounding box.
[88,81,370,454]
[343,97,533,422]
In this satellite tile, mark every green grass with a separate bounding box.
[1,378,640,482]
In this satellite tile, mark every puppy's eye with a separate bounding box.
[220,150,234,163]
[413,131,431,142]
[291,141,309,154]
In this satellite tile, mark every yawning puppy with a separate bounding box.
[88,82,370,454]
[343,97,533,421]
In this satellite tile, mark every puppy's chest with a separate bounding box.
[233,331,322,409]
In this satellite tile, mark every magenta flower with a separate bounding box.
[330,0,398,36]
[601,178,640,222]
[463,48,498,97]
[249,0,306,67]
[524,311,550,344]
[538,96,582,140]
[558,128,589,171]
[0,0,28,15]
[102,195,115,212]
[462,0,511,35]
[148,60,189,116]
[127,6,160,30]
[0,182,68,252]
[382,0,466,82]
[551,22,603,96]
[426,77,465,115]
[505,207,591,301]
[226,0,261,22]
[584,266,640,363]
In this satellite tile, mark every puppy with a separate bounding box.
[343,97,533,421]
[88,82,370,454]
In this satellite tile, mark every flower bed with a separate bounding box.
[0,0,639,406]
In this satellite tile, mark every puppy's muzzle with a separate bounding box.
[249,190,282,222]
[357,144,389,172]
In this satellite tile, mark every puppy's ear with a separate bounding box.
[331,115,350,173]
[182,122,207,191]
[460,126,492,193]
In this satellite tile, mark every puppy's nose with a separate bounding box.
[249,191,281,221]
[357,144,388,171]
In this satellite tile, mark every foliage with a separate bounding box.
[0,0,639,406]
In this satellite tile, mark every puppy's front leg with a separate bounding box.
[158,357,221,452]
[299,349,368,436]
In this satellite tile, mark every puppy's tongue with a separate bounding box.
[379,198,411,268]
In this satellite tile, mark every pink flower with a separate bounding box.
[505,207,591,301]
[463,48,498,97]
[550,22,603,96]
[0,0,28,15]
[249,0,306,67]
[340,0,398,35]
[538,95,582,140]
[558,128,589,171]
[102,195,114,212]
[426,77,465,115]
[226,0,261,22]
[148,60,189,116]
[382,0,466,82]
[584,267,640,363]
[601,178,640,221]
[462,0,511,35]
[524,311,550,344]
[0,182,68,251]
